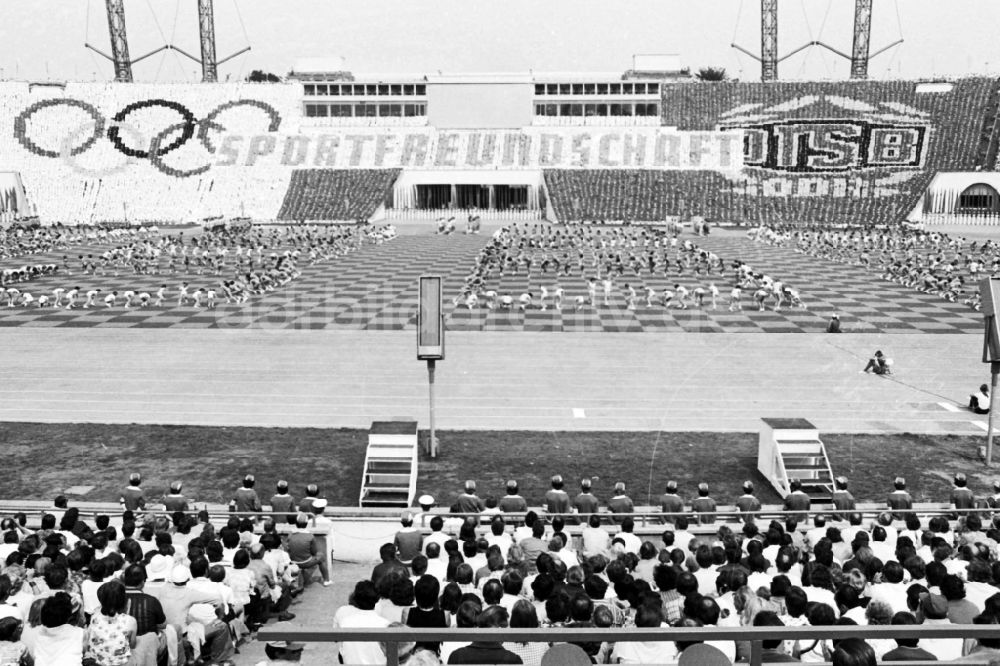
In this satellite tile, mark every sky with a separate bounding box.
[0,0,996,83]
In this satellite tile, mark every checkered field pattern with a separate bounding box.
[0,232,981,333]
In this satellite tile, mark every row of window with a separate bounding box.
[304,103,427,118]
[534,103,660,117]
[304,83,427,97]
[534,82,661,96]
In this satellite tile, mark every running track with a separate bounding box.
[0,328,989,434]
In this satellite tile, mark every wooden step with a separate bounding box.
[366,461,413,473]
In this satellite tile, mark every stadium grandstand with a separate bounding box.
[4,72,1000,227]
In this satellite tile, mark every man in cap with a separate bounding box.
[783,478,811,517]
[606,482,634,523]
[270,480,296,524]
[734,481,761,520]
[658,481,684,525]
[157,565,234,665]
[988,481,1000,510]
[544,475,571,515]
[162,482,188,513]
[691,482,717,525]
[287,513,332,587]
[456,480,485,514]
[411,494,435,528]
[917,593,963,660]
[826,313,841,333]
[298,484,320,514]
[950,473,975,517]
[120,473,146,512]
[233,474,262,516]
[831,476,856,520]
[498,481,527,513]
[394,511,423,564]
[887,476,913,520]
[573,478,600,523]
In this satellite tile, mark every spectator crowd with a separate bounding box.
[331,473,1000,664]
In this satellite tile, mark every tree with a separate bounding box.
[246,70,281,83]
[695,67,728,82]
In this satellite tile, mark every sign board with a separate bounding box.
[417,275,444,360]
[980,277,1000,362]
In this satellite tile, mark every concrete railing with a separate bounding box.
[257,624,1000,666]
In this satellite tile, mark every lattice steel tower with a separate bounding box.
[851,0,873,79]
[760,0,779,81]
[198,0,219,82]
[105,0,133,82]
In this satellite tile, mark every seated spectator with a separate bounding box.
[881,611,936,662]
[970,384,991,414]
[394,512,423,565]
[752,611,797,662]
[862,350,890,375]
[335,581,390,665]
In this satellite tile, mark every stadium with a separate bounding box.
[4,0,1000,664]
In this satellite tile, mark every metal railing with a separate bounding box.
[258,624,1000,666]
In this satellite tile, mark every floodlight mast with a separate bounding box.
[85,0,169,82]
[171,0,251,81]
[850,0,873,79]
[760,0,778,82]
[105,0,133,82]
[198,0,219,83]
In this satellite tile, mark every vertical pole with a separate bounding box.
[850,0,873,79]
[428,359,437,458]
[988,362,999,466]
[198,0,219,83]
[760,0,779,81]
[749,640,763,666]
[386,641,399,666]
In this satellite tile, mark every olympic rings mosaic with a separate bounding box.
[13,98,282,177]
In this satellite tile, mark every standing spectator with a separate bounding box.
[394,512,423,565]
[269,480,296,524]
[287,514,331,588]
[572,479,600,522]
[691,483,717,525]
[233,475,262,516]
[120,474,146,513]
[87,580,137,666]
[543,476,570,516]
[498,482,527,514]
[456,481,485,514]
[658,481,684,525]
[888,477,913,520]
[606,483,634,522]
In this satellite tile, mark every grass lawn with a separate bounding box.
[0,423,993,510]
